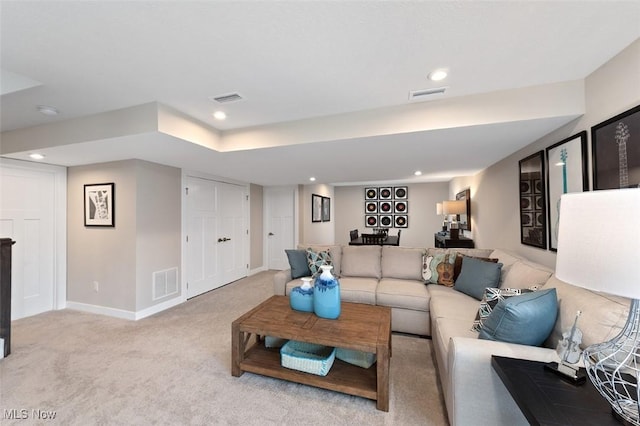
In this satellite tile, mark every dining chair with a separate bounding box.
[393,229,401,246]
[361,233,386,245]
[349,229,359,241]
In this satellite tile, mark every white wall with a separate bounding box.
[334,183,449,248]
[300,184,334,245]
[452,38,640,268]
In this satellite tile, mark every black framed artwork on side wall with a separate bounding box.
[545,131,588,251]
[84,183,115,227]
[312,194,322,223]
[321,196,331,222]
[592,104,640,190]
[519,151,547,249]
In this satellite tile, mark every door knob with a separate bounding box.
[218,238,224,243]
[268,232,274,236]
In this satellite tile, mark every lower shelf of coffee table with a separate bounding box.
[240,341,378,401]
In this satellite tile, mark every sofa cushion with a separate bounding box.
[306,248,333,277]
[453,254,499,280]
[472,287,534,332]
[422,252,457,286]
[376,278,429,312]
[381,246,424,280]
[501,261,552,290]
[299,244,342,277]
[479,288,558,346]
[341,246,382,279]
[543,275,629,349]
[429,285,481,321]
[454,257,503,300]
[337,276,378,305]
[285,249,312,279]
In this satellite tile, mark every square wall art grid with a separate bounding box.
[364,187,408,228]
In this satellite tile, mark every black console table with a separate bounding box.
[491,355,618,426]
[1,238,15,358]
[434,232,474,249]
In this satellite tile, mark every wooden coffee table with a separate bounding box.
[231,295,392,411]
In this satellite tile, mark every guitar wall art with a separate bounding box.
[592,104,640,190]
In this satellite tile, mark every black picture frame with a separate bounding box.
[311,194,322,223]
[455,188,471,231]
[545,131,588,251]
[84,183,115,227]
[519,152,546,249]
[321,196,331,222]
[592,104,640,190]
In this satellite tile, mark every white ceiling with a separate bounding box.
[1,1,639,186]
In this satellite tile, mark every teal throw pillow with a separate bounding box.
[471,287,533,332]
[454,256,503,300]
[478,288,558,346]
[306,248,333,277]
[285,249,312,279]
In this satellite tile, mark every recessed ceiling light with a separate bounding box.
[213,111,227,120]
[29,153,45,160]
[36,105,59,116]
[427,69,448,81]
[414,171,423,176]
[309,177,316,182]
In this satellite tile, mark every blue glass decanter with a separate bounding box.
[313,265,341,319]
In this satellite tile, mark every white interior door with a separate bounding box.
[218,182,248,284]
[185,176,220,298]
[266,186,295,270]
[0,165,55,319]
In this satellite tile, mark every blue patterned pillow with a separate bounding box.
[306,248,333,277]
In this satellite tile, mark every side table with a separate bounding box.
[491,355,618,425]
[433,232,475,249]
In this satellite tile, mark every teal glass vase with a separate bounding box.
[313,265,341,319]
[290,277,314,312]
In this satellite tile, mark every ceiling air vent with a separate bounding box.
[408,87,448,101]
[209,93,243,103]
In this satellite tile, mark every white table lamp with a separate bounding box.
[556,189,640,424]
[443,200,466,238]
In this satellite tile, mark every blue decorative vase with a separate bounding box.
[290,277,314,312]
[313,265,341,319]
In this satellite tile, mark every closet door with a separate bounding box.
[185,176,248,299]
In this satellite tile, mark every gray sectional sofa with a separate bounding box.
[272,244,630,425]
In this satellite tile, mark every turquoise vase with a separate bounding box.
[290,277,314,312]
[313,265,341,319]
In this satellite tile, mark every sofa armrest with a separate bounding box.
[446,336,559,426]
[273,269,293,295]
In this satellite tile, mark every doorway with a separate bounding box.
[265,186,296,270]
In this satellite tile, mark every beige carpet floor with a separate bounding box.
[0,271,448,425]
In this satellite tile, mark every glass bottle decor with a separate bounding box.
[313,265,341,319]
[289,277,314,312]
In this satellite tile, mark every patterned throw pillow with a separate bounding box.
[306,248,333,277]
[422,252,457,286]
[471,287,534,332]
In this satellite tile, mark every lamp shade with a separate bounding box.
[556,189,640,299]
[442,200,466,215]
[436,202,443,215]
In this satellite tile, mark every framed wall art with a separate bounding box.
[84,183,115,227]
[455,188,471,231]
[519,152,546,249]
[592,104,640,190]
[321,196,331,222]
[362,185,409,228]
[312,194,322,223]
[545,131,588,251]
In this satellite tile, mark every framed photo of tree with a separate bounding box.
[592,104,640,190]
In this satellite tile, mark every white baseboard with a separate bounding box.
[66,301,136,320]
[66,296,184,321]
[249,266,267,276]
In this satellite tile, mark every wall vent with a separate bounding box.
[408,87,448,100]
[152,267,179,301]
[209,93,243,103]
